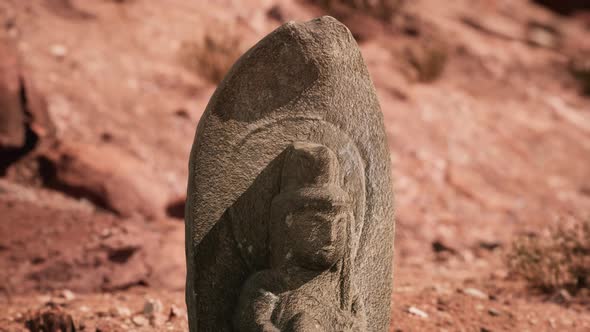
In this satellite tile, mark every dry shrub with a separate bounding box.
[405,40,448,83]
[569,56,590,96]
[506,219,590,295]
[25,307,76,332]
[178,28,243,84]
[313,0,405,21]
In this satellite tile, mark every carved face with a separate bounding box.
[270,202,351,271]
[269,142,353,271]
[291,206,349,270]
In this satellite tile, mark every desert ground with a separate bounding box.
[0,0,589,331]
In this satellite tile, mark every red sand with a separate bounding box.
[1,0,589,331]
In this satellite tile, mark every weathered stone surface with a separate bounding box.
[0,31,55,177]
[185,16,394,331]
[0,34,54,150]
[39,143,168,219]
[0,34,25,149]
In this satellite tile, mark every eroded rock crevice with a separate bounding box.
[0,46,161,218]
[36,154,118,215]
[0,78,40,175]
[533,0,590,15]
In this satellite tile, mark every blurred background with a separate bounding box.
[0,0,589,331]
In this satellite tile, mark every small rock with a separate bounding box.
[132,315,148,326]
[61,289,76,301]
[37,295,51,304]
[173,108,190,119]
[461,250,476,263]
[407,306,428,319]
[111,306,131,317]
[431,284,452,295]
[462,287,489,300]
[96,310,109,318]
[143,298,163,316]
[100,228,112,238]
[558,289,572,302]
[436,297,448,310]
[491,269,509,279]
[151,313,166,327]
[394,286,415,293]
[526,21,560,49]
[488,308,500,316]
[478,241,501,251]
[169,305,185,320]
[432,240,457,254]
[50,44,67,59]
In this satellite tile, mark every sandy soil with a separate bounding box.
[0,0,589,331]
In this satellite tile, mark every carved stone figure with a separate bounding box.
[234,142,366,331]
[185,16,394,332]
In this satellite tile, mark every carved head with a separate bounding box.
[270,142,352,271]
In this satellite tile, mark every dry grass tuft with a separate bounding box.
[178,28,243,84]
[312,0,405,21]
[506,218,590,295]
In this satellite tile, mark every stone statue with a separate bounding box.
[234,142,366,331]
[185,16,395,332]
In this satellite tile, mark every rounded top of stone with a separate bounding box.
[206,15,362,123]
[282,15,350,33]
